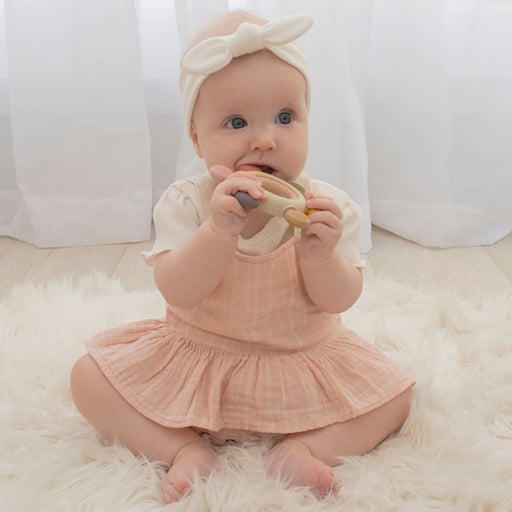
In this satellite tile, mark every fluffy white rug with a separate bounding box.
[1,273,512,512]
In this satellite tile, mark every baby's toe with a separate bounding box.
[163,476,192,503]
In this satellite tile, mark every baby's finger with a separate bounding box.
[217,176,267,207]
[210,164,233,182]
[217,194,249,217]
[305,196,342,219]
[307,209,343,231]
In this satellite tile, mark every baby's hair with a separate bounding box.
[183,10,268,56]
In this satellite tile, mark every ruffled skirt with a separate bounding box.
[87,318,414,434]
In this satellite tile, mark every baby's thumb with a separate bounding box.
[209,165,233,182]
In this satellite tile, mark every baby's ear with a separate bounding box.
[189,124,203,158]
[209,165,233,182]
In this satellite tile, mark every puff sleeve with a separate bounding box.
[141,176,210,266]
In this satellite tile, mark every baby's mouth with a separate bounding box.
[259,165,275,175]
[238,163,276,175]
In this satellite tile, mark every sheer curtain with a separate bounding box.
[1,1,152,247]
[366,0,512,247]
[1,1,511,250]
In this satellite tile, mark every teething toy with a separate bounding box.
[234,171,311,229]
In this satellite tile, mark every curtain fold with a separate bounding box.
[366,0,512,247]
[2,0,152,247]
[0,0,510,250]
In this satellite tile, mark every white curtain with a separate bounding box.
[1,0,153,247]
[1,0,511,250]
[366,0,512,247]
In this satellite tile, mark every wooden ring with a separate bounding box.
[251,171,310,229]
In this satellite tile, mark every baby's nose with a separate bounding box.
[249,128,277,152]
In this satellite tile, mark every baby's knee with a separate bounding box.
[70,354,90,389]
[70,354,101,412]
[394,386,414,429]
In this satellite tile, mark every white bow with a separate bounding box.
[181,15,313,76]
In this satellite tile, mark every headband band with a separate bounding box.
[179,14,313,133]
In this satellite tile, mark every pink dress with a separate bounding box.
[87,236,414,435]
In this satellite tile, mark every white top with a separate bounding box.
[143,173,366,268]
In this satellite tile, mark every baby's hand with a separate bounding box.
[299,193,343,262]
[208,165,266,237]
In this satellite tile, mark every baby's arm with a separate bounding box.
[299,193,363,314]
[153,170,265,308]
[153,222,238,308]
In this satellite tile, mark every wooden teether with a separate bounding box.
[283,208,311,229]
[234,171,311,229]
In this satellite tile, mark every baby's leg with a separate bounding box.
[70,355,219,503]
[267,387,413,497]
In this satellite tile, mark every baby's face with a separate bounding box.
[190,50,308,183]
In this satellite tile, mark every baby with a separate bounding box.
[71,10,414,503]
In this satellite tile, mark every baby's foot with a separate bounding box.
[266,438,341,498]
[163,440,219,503]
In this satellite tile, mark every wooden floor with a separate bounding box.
[0,226,511,300]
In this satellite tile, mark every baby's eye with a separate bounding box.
[226,117,247,129]
[276,111,293,125]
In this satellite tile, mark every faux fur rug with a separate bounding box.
[1,273,512,512]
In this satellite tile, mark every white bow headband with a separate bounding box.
[179,14,313,133]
